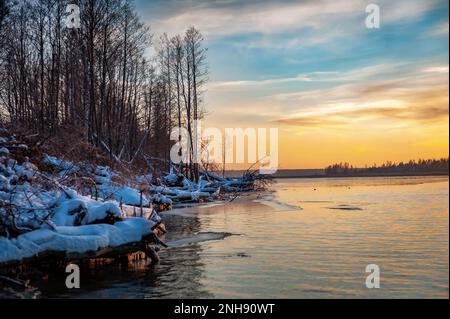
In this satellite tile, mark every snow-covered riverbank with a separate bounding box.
[0,129,266,266]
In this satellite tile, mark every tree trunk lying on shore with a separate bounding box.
[0,230,166,269]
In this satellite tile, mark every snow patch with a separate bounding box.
[0,218,154,263]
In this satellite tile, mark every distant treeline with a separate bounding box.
[325,158,449,176]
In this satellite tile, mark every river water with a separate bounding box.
[40,176,449,298]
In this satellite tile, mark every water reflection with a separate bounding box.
[38,208,213,298]
[34,176,448,298]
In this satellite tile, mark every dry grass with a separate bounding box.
[2,124,126,174]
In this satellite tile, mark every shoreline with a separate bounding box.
[271,172,449,179]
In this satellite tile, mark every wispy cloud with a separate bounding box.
[208,63,413,91]
[140,0,442,40]
[429,21,449,36]
[275,66,449,127]
[208,73,321,90]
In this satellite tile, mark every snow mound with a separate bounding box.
[94,166,116,184]
[0,218,154,263]
[0,138,163,265]
[99,185,149,206]
[43,154,79,176]
[52,192,122,226]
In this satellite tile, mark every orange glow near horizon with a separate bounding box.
[205,77,449,170]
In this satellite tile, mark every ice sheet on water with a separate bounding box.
[167,232,233,248]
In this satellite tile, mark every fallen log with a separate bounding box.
[199,170,227,183]
[0,274,30,288]
[170,190,211,202]
[0,231,166,268]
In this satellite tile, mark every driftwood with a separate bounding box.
[170,191,211,202]
[151,220,167,235]
[0,274,30,288]
[144,245,160,263]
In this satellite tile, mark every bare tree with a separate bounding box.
[0,1,208,176]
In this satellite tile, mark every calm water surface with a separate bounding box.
[41,176,449,298]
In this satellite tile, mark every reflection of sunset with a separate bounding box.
[190,177,449,298]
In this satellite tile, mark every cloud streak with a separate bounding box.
[275,66,449,127]
[208,62,413,91]
[139,0,443,40]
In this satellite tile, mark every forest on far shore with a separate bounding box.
[325,158,449,176]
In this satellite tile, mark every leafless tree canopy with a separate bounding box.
[0,0,207,181]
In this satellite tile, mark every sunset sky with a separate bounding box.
[136,0,449,169]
